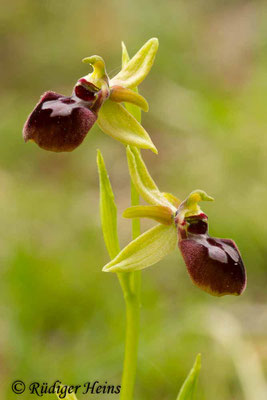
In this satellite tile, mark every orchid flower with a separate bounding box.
[23,39,158,153]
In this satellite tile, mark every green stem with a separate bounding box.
[120,287,140,400]
[131,180,141,240]
[120,180,141,400]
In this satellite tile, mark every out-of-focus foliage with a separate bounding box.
[177,354,201,400]
[0,1,267,399]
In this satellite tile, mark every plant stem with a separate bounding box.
[120,181,141,400]
[131,179,141,240]
[120,286,140,400]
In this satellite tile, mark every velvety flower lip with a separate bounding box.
[23,91,97,152]
[178,213,247,297]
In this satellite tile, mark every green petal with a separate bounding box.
[123,205,173,225]
[97,150,120,259]
[177,354,201,400]
[97,100,157,152]
[110,38,159,89]
[127,146,176,210]
[162,192,181,208]
[110,86,149,112]
[102,224,177,273]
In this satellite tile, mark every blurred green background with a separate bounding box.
[1,0,267,399]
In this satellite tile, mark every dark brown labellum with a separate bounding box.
[23,91,97,152]
[178,214,247,296]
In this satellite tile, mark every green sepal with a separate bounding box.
[123,205,173,225]
[102,224,177,273]
[177,354,201,400]
[127,146,176,210]
[97,150,120,259]
[110,86,149,112]
[56,386,78,400]
[122,41,130,67]
[110,38,159,89]
[97,100,157,153]
[121,41,141,122]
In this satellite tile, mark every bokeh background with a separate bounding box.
[1,0,267,399]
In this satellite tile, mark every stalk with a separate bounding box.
[120,181,141,400]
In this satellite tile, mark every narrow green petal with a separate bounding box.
[102,224,177,273]
[127,146,176,210]
[110,86,149,112]
[177,354,201,400]
[162,192,181,208]
[110,38,159,89]
[97,150,120,259]
[97,100,157,153]
[123,205,173,225]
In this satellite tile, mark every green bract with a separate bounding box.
[177,354,201,400]
[97,149,120,259]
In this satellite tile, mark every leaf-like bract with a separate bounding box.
[97,150,120,259]
[177,354,201,400]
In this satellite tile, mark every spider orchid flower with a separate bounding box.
[23,39,158,153]
[103,147,247,297]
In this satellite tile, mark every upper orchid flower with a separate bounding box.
[23,39,158,153]
[102,147,247,297]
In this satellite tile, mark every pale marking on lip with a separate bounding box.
[192,235,239,264]
[42,99,81,117]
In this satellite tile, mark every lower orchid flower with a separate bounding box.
[102,146,247,297]
[23,39,159,153]
[176,200,246,296]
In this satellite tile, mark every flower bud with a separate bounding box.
[23,81,104,152]
[177,213,247,296]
